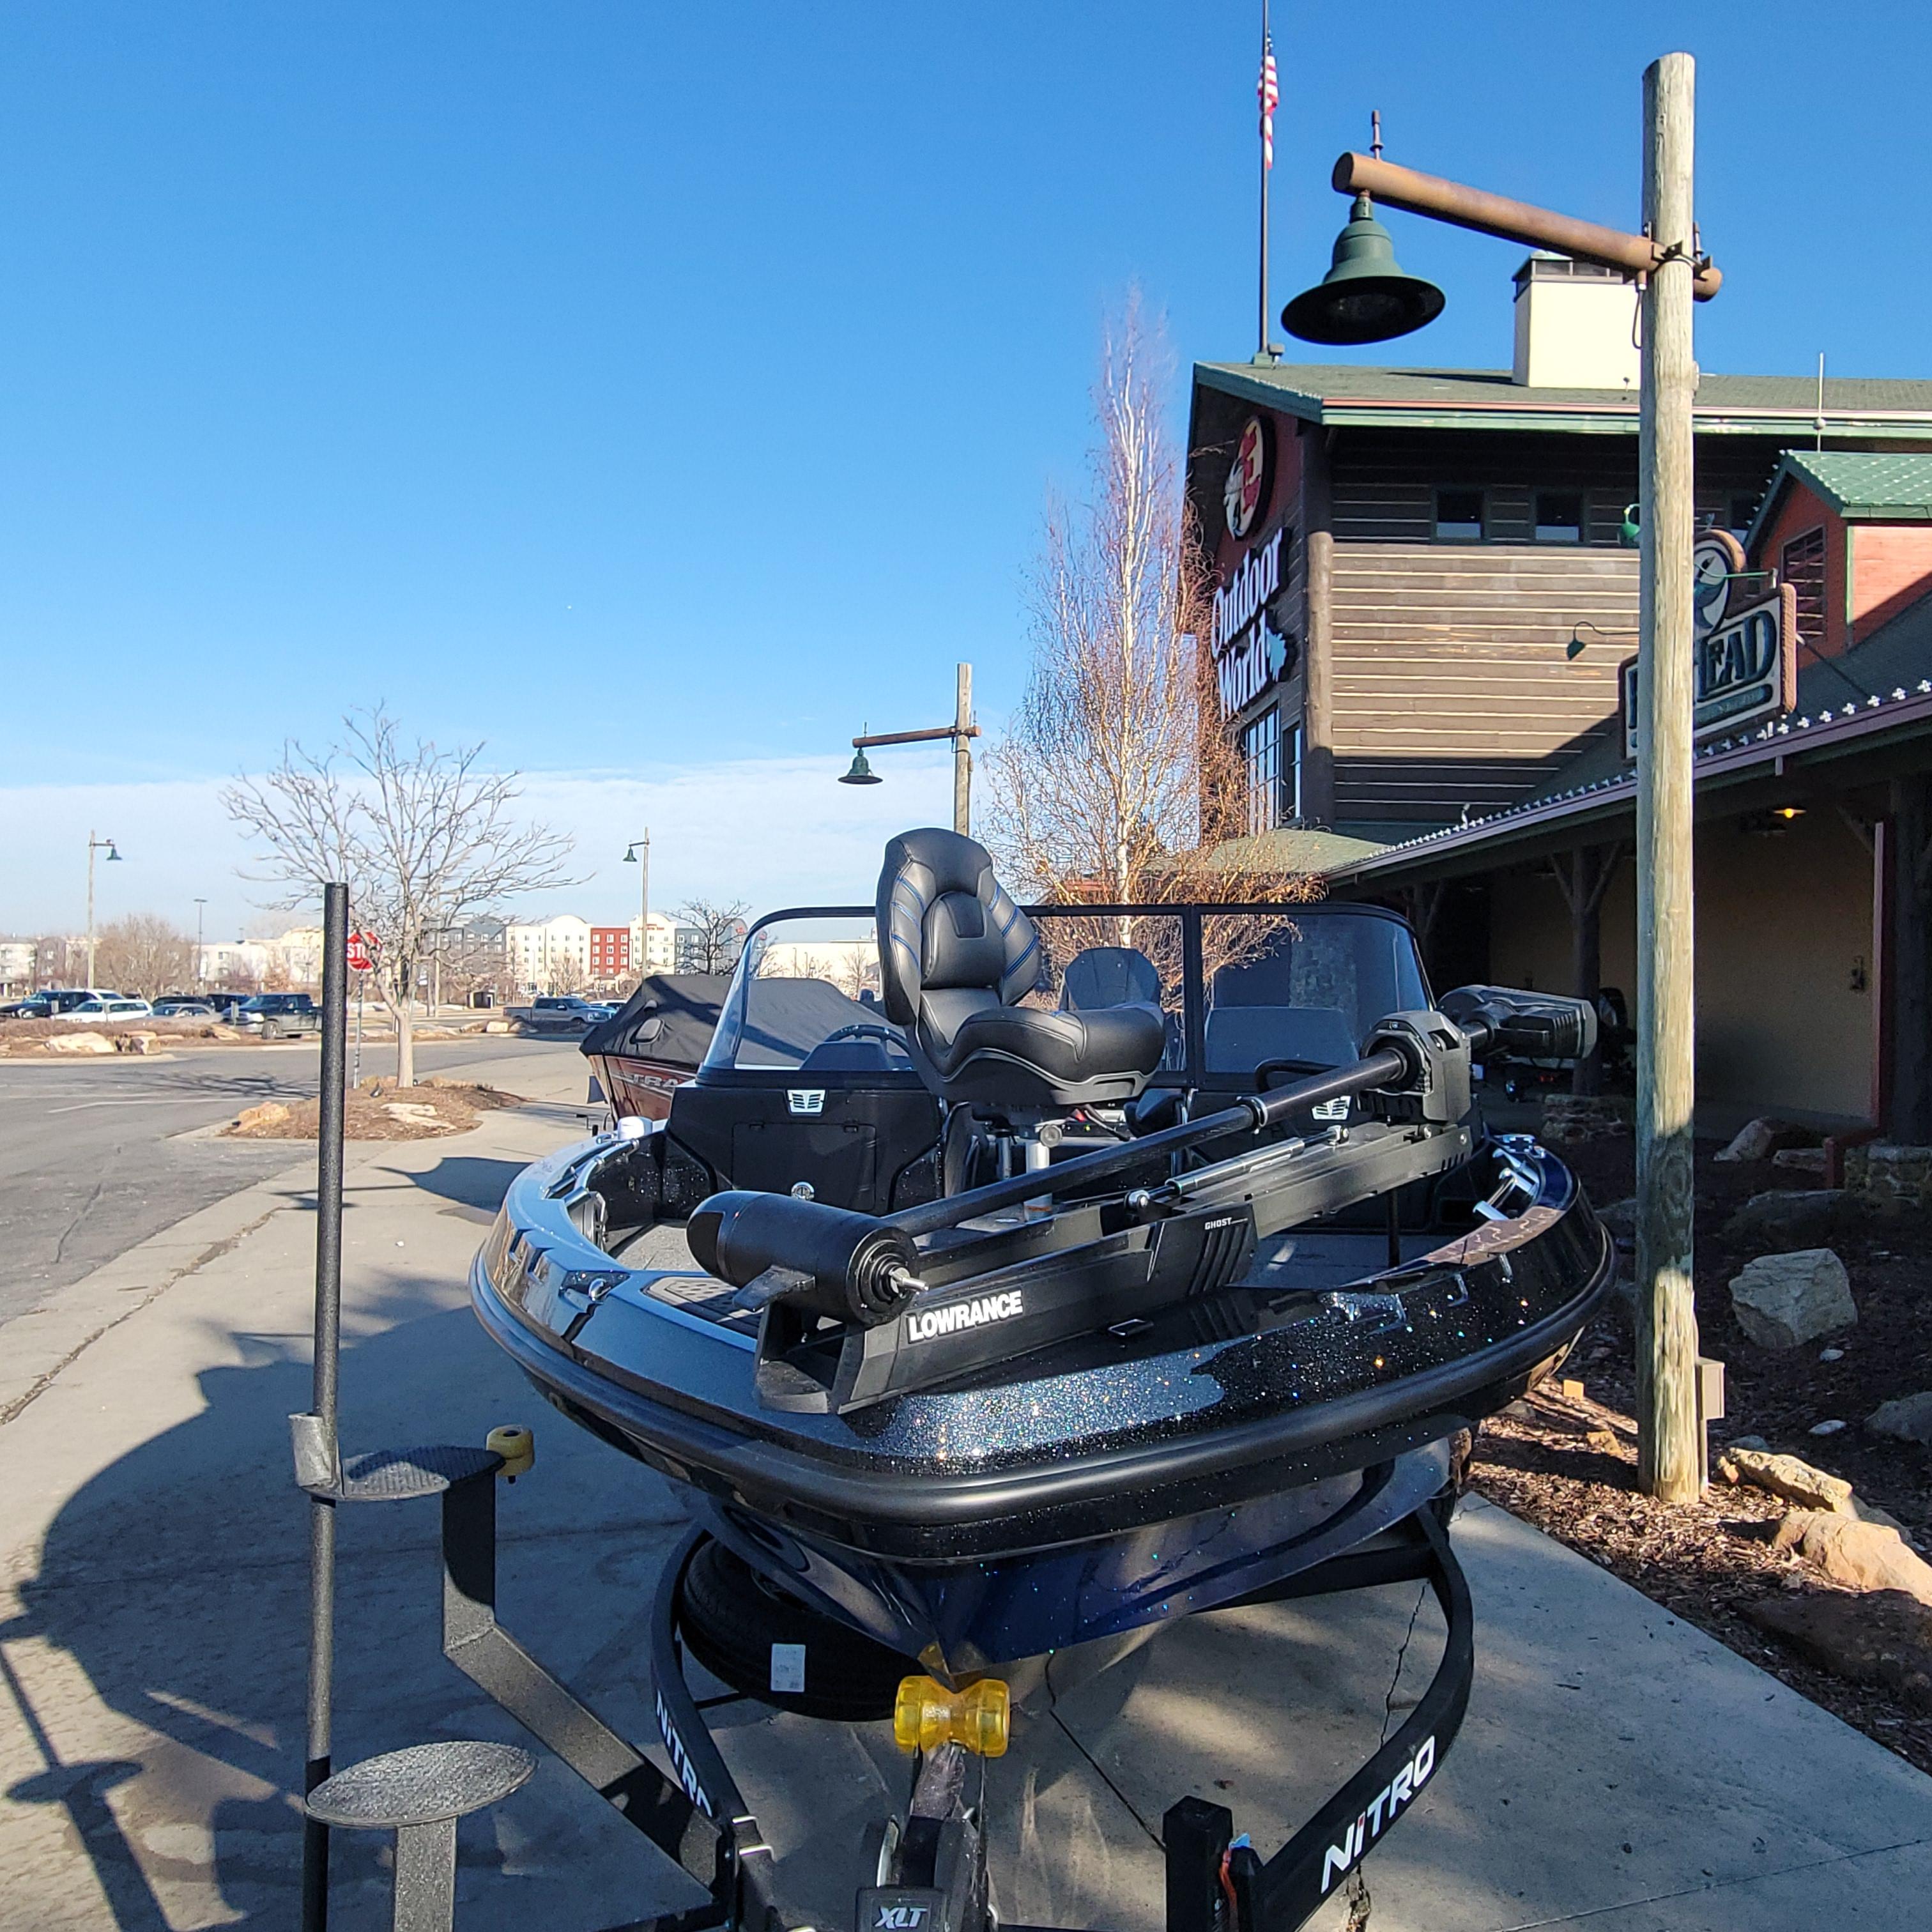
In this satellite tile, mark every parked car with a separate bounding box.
[151,997,220,1019]
[233,993,322,1039]
[63,995,155,1023]
[203,992,256,1022]
[2,988,98,1020]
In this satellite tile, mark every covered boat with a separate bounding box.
[580,970,730,1121]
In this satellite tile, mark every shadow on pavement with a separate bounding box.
[1,1289,691,1929]
[393,1156,529,1214]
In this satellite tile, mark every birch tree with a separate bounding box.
[985,300,1314,988]
[224,708,576,1087]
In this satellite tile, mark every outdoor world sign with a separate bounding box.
[1213,524,1284,719]
[1620,530,1798,758]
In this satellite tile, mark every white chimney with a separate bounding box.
[1512,254,1641,388]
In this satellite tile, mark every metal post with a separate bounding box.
[85,832,97,989]
[639,831,650,972]
[194,899,207,991]
[1635,52,1702,1503]
[1256,0,1271,359]
[302,882,350,1931]
[953,665,974,838]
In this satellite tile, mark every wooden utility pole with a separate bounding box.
[1635,52,1702,1503]
[954,663,974,838]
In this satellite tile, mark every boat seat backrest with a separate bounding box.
[1060,946,1162,1013]
[878,828,1039,1023]
[875,829,1162,1110]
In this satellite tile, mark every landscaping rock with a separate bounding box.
[1540,1094,1632,1145]
[43,1031,114,1055]
[233,1101,291,1131]
[1714,1116,1807,1163]
[1742,1590,1932,1712]
[1867,1392,1932,1446]
[114,1031,158,1055]
[1771,1146,1828,1176]
[1716,1446,1853,1514]
[1597,1196,1637,1241]
[1844,1142,1932,1211]
[1720,1189,1848,1252]
[1728,1248,1857,1350]
[1772,1511,1932,1606]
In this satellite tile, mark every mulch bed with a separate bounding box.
[1469,1119,1932,1776]
[221,1077,522,1141]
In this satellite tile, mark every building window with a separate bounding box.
[1241,708,1282,836]
[1782,526,1827,654]
[1434,488,1485,540]
[1534,491,1584,543]
[1284,720,1303,823]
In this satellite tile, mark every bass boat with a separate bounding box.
[470,829,1613,1931]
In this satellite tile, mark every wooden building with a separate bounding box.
[1186,257,1932,847]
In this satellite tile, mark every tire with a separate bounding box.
[678,1537,916,1721]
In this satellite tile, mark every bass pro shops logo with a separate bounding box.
[1319,1735,1436,1894]
[905,1289,1023,1343]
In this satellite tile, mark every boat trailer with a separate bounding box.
[292,887,1478,1932]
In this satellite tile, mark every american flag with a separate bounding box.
[1258,34,1279,171]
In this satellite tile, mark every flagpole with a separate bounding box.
[1257,0,1271,358]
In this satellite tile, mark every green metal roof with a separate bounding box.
[1745,451,1932,549]
[1195,362,1932,440]
[1200,825,1391,876]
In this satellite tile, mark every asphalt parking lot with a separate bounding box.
[0,1037,590,1329]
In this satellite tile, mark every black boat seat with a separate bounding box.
[878,829,1165,1108]
[1059,946,1161,1013]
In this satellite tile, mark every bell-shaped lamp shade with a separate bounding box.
[1282,194,1446,347]
[839,748,882,786]
[105,841,123,861]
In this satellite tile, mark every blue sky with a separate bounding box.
[4,2,1931,932]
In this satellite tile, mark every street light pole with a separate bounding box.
[839,664,981,837]
[1279,59,1715,1499]
[84,831,120,988]
[953,664,974,838]
[194,898,208,991]
[624,832,650,976]
[1635,52,1702,1504]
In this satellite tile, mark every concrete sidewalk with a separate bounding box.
[1,1096,1926,1931]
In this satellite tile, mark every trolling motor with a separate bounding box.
[689,985,1597,1353]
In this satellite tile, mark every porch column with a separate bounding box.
[1551,844,1621,1096]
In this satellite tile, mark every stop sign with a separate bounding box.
[347,930,378,973]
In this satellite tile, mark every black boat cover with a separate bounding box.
[579,973,731,1071]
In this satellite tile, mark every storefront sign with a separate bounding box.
[1620,581,1798,759]
[1212,525,1285,719]
[1218,625,1273,716]
[1212,526,1282,654]
[1222,415,1273,540]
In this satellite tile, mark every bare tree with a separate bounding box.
[224,707,576,1087]
[984,298,1316,989]
[677,899,750,976]
[93,915,196,999]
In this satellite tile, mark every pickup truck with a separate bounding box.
[510,995,617,1031]
[233,993,323,1039]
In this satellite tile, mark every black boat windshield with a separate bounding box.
[1205,908,1429,1074]
[702,916,917,1076]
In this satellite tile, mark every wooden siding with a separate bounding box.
[1330,428,1779,546]
[1328,544,1638,824]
